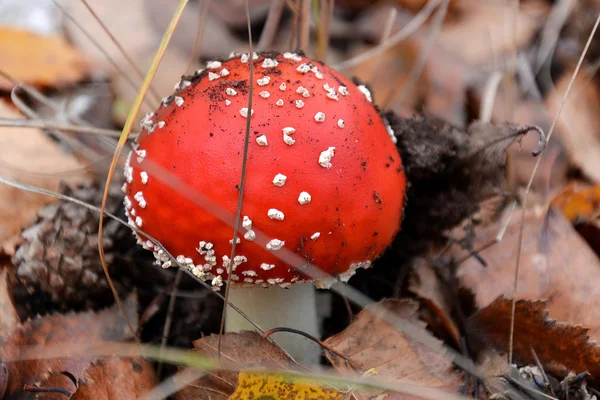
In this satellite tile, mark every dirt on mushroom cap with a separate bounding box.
[124,51,406,289]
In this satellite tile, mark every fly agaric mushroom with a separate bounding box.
[124,51,406,363]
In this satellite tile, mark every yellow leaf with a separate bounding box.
[229,371,346,400]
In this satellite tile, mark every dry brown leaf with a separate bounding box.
[0,100,85,254]
[0,294,137,397]
[408,259,461,347]
[437,1,548,66]
[0,266,19,341]
[175,331,296,400]
[547,69,600,183]
[467,297,600,380]
[455,205,600,343]
[70,357,157,400]
[349,40,427,117]
[0,27,89,90]
[324,299,462,399]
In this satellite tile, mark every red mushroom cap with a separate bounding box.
[124,51,406,289]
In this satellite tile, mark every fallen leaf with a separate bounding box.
[0,266,19,341]
[230,371,345,400]
[175,331,297,400]
[70,357,157,400]
[324,299,462,399]
[0,100,84,254]
[467,297,600,380]
[0,294,137,397]
[0,27,89,90]
[408,259,461,347]
[546,69,600,184]
[551,183,600,223]
[437,1,548,66]
[455,205,600,343]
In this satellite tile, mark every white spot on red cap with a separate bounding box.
[338,86,349,96]
[257,76,270,86]
[256,135,268,146]
[262,58,278,68]
[135,149,146,163]
[295,100,304,108]
[268,208,285,220]
[157,121,165,129]
[220,68,229,77]
[260,263,275,270]
[211,275,223,288]
[318,147,335,168]
[206,60,222,69]
[314,112,325,122]
[124,196,132,209]
[266,239,285,250]
[241,53,249,63]
[242,270,257,276]
[239,108,254,118]
[208,72,220,81]
[276,99,284,107]
[140,171,148,184]
[226,88,237,96]
[130,208,136,216]
[242,216,252,230]
[337,119,345,128]
[229,237,241,244]
[311,232,320,240]
[244,230,256,241]
[283,52,302,61]
[272,173,287,186]
[282,127,296,135]
[134,191,147,208]
[297,63,311,73]
[296,86,310,97]
[298,191,311,204]
[259,91,270,98]
[358,85,372,102]
[279,83,286,91]
[225,99,231,106]
[174,96,184,107]
[283,134,295,145]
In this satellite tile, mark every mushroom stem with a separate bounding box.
[225,283,321,365]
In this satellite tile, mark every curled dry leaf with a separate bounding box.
[455,205,600,343]
[324,299,462,399]
[0,266,19,341]
[467,297,600,380]
[408,258,461,347]
[176,331,338,400]
[0,294,137,397]
[546,69,600,184]
[0,27,90,90]
[70,356,157,400]
[0,100,84,255]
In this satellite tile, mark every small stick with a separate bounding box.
[23,385,71,397]
[262,327,349,362]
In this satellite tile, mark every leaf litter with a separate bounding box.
[6,0,600,399]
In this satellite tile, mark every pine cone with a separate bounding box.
[12,179,158,310]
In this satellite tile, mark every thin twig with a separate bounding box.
[333,0,440,71]
[257,0,285,51]
[157,268,184,378]
[263,327,349,361]
[79,0,161,103]
[23,385,71,397]
[51,0,154,110]
[386,0,449,109]
[480,71,504,123]
[218,0,255,358]
[299,0,311,51]
[509,11,600,365]
[98,0,191,340]
[186,0,212,74]
[368,7,398,83]
[0,118,123,137]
